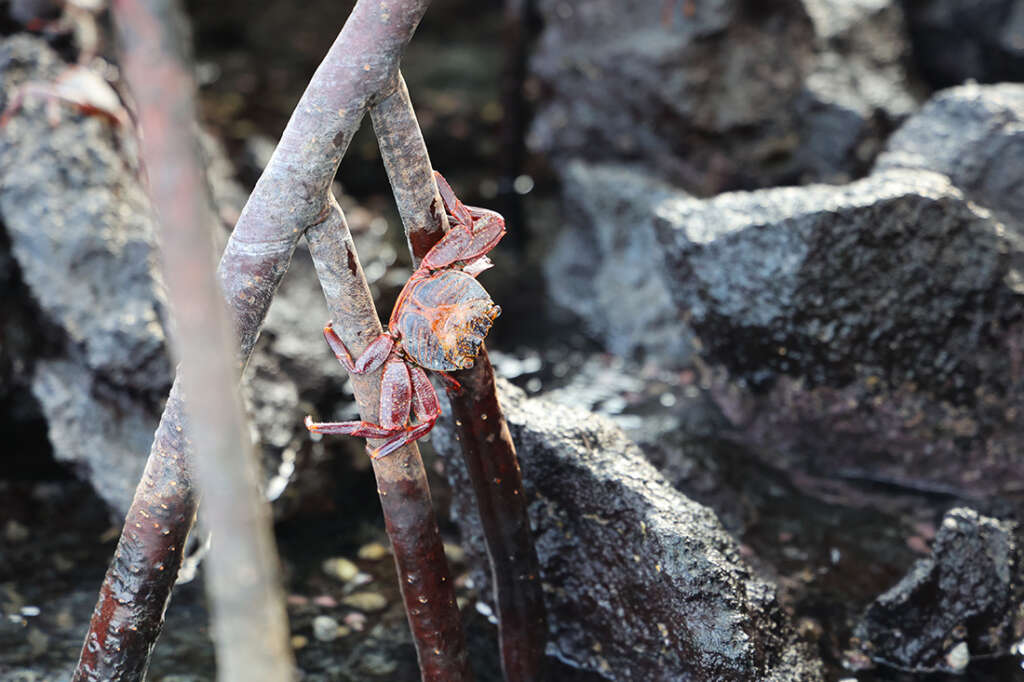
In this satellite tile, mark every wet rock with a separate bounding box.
[796,0,920,182]
[543,162,695,363]
[900,0,1024,87]
[433,380,823,680]
[0,35,360,519]
[0,35,171,514]
[875,82,1024,223]
[652,167,1024,496]
[853,507,1024,673]
[322,557,359,583]
[312,615,342,642]
[530,0,917,194]
[357,542,390,561]
[655,168,1018,395]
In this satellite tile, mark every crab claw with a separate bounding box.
[462,255,494,277]
[440,299,501,369]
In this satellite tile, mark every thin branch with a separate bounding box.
[370,74,547,682]
[74,0,435,677]
[112,0,293,680]
[306,203,473,681]
[72,378,196,682]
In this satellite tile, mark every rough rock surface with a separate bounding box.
[0,35,359,518]
[433,380,823,681]
[853,507,1024,673]
[900,0,1024,87]
[0,35,171,513]
[545,84,1024,499]
[529,0,918,193]
[875,82,1024,225]
[543,162,695,362]
[655,169,1020,397]
[652,167,1024,495]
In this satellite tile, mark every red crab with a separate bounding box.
[304,172,505,459]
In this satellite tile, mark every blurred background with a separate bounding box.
[1,0,1023,679]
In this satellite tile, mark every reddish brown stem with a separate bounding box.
[306,204,472,681]
[73,379,196,682]
[446,353,546,682]
[73,0,435,678]
[370,74,547,682]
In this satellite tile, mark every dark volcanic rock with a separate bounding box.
[654,169,1020,397]
[652,167,1024,496]
[853,507,1024,674]
[901,0,1024,87]
[0,35,171,513]
[433,380,823,681]
[875,82,1024,224]
[0,35,352,518]
[530,0,917,193]
[543,162,695,363]
[541,82,1024,499]
[796,0,921,181]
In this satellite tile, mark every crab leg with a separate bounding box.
[306,352,443,460]
[379,356,413,428]
[420,214,506,270]
[434,171,474,226]
[369,366,441,459]
[323,324,394,374]
[367,420,437,459]
[409,365,442,419]
[304,416,402,438]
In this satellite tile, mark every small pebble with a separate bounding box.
[343,611,367,631]
[321,557,359,582]
[27,627,48,656]
[56,609,74,630]
[946,642,969,672]
[359,651,398,676]
[290,634,309,649]
[342,591,388,612]
[52,554,74,573]
[4,519,29,543]
[350,571,374,587]
[357,542,389,561]
[312,595,337,608]
[443,542,465,564]
[20,606,40,617]
[312,615,340,641]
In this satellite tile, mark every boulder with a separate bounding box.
[542,82,1024,499]
[529,0,918,193]
[875,82,1024,224]
[652,167,1024,496]
[433,380,823,680]
[0,35,172,513]
[0,35,369,518]
[853,507,1024,673]
[542,162,695,363]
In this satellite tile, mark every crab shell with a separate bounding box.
[390,269,501,372]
